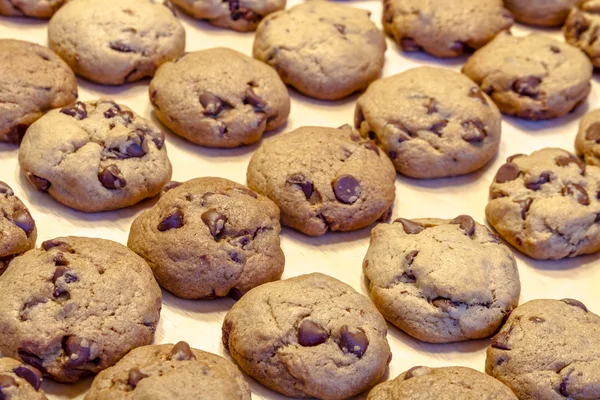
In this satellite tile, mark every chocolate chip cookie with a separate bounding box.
[246,125,396,236]
[19,99,172,212]
[149,47,290,148]
[48,0,185,85]
[84,342,251,399]
[382,0,513,58]
[222,273,392,399]
[576,108,600,167]
[253,1,386,100]
[368,366,518,400]
[0,39,77,145]
[486,148,600,260]
[506,0,583,26]
[171,0,285,32]
[486,298,600,400]
[0,357,47,400]
[0,182,36,276]
[355,67,502,179]
[363,216,520,343]
[0,0,64,18]
[462,33,592,120]
[564,0,600,68]
[128,177,284,300]
[0,236,162,383]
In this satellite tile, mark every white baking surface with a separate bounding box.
[1,2,599,399]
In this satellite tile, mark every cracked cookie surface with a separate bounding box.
[506,0,583,27]
[382,0,513,58]
[0,357,47,400]
[19,99,172,212]
[222,273,391,400]
[0,236,162,383]
[564,0,600,68]
[253,1,386,100]
[128,177,284,300]
[486,148,600,259]
[486,298,600,400]
[355,67,502,179]
[84,342,250,400]
[0,39,77,144]
[0,182,36,276]
[0,0,64,18]
[246,125,396,236]
[462,32,592,120]
[48,0,185,85]
[368,366,517,400]
[363,216,520,343]
[576,108,600,167]
[171,0,285,32]
[149,47,290,148]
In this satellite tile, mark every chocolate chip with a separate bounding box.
[228,1,259,22]
[525,171,552,190]
[513,77,541,98]
[585,122,600,143]
[461,120,487,143]
[403,366,423,380]
[42,240,72,252]
[199,92,223,116]
[495,163,520,183]
[229,251,241,263]
[332,175,361,204]
[169,341,196,361]
[98,165,127,189]
[394,218,424,234]
[12,365,42,390]
[519,198,533,219]
[20,296,47,321]
[450,215,475,237]
[12,209,35,236]
[298,320,329,347]
[158,209,184,231]
[559,376,570,397]
[18,351,46,374]
[26,173,50,192]
[64,337,91,366]
[0,182,13,196]
[128,368,148,389]
[286,174,313,200]
[60,102,87,120]
[53,265,77,284]
[201,210,227,239]
[126,143,145,157]
[529,316,545,323]
[561,298,588,312]
[562,183,590,205]
[244,87,266,109]
[468,87,488,105]
[555,154,586,174]
[432,297,459,313]
[162,181,181,193]
[430,120,448,135]
[0,375,16,393]
[338,325,368,357]
[490,331,512,350]
[333,23,346,34]
[109,40,135,53]
[400,37,422,52]
[53,285,70,300]
[227,288,243,300]
[550,45,561,53]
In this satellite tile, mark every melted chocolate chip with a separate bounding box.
[525,171,552,190]
[562,183,590,205]
[555,154,585,173]
[338,326,368,358]
[169,341,196,361]
[405,250,419,268]
[64,337,91,366]
[52,252,69,266]
[60,102,87,120]
[494,163,520,183]
[332,175,361,204]
[42,240,72,252]
[430,120,448,135]
[12,209,35,236]
[394,218,424,234]
[110,40,135,53]
[298,320,329,347]
[158,209,184,231]
[199,92,223,116]
[586,122,600,143]
[200,210,227,240]
[561,298,588,312]
[244,87,266,109]
[519,198,533,219]
[286,174,313,199]
[98,165,126,189]
[126,143,145,157]
[162,181,181,193]
[461,120,487,143]
[17,350,46,374]
[128,368,148,389]
[468,87,488,105]
[12,365,42,390]
[0,182,14,196]
[26,173,50,192]
[53,285,70,300]
[53,265,77,284]
[450,215,475,237]
[513,77,541,98]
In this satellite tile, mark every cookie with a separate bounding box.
[246,125,396,236]
[462,33,592,120]
[171,0,285,32]
[486,298,600,400]
[505,0,582,26]
[576,108,600,166]
[48,0,185,85]
[253,1,386,100]
[19,99,172,212]
[355,67,502,179]
[368,366,518,400]
[564,0,600,69]
[84,342,251,400]
[0,39,77,144]
[0,0,64,18]
[222,273,391,399]
[149,48,290,148]
[486,148,600,260]
[382,0,513,58]
[0,182,36,276]
[0,357,48,400]
[0,236,162,382]
[363,216,520,344]
[128,177,284,300]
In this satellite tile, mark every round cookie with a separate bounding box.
[368,366,518,400]
[0,182,36,276]
[149,48,290,148]
[84,342,251,400]
[462,32,592,120]
[128,177,285,300]
[171,0,285,32]
[253,1,386,100]
[222,273,392,399]
[48,0,185,85]
[19,99,172,212]
[0,39,77,144]
[382,0,513,58]
[564,0,600,69]
[0,236,162,382]
[246,125,396,236]
[505,0,583,26]
[0,0,64,18]
[363,216,520,344]
[486,148,600,260]
[0,357,47,400]
[486,298,600,400]
[576,108,600,166]
[355,67,502,179]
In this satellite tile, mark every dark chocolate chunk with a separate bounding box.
[41,240,72,252]
[494,163,520,183]
[12,209,35,236]
[298,320,329,347]
[562,183,590,205]
[126,143,145,157]
[585,122,600,143]
[244,87,266,109]
[513,77,541,98]
[461,119,487,143]
[26,173,50,192]
[12,365,42,390]
[98,165,126,189]
[199,92,223,116]
[430,120,448,135]
[158,209,184,231]
[17,350,46,374]
[338,325,368,357]
[109,40,135,53]
[332,175,361,204]
[394,218,424,234]
[128,368,148,389]
[561,298,588,312]
[450,215,475,237]
[162,181,181,193]
[286,174,313,200]
[169,341,196,361]
[60,102,87,120]
[201,210,227,239]
[64,337,91,366]
[53,265,77,284]
[525,171,552,190]
[555,154,585,173]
